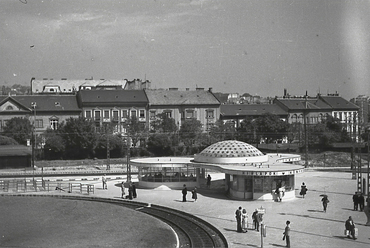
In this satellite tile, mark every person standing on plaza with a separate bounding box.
[252,209,258,230]
[345,216,356,240]
[353,192,359,211]
[132,182,137,198]
[358,193,365,211]
[120,181,125,198]
[191,187,198,202]
[241,208,248,232]
[321,195,329,212]
[283,220,291,248]
[127,182,133,200]
[182,184,188,202]
[102,174,107,190]
[235,206,243,233]
[300,182,308,198]
[207,174,212,189]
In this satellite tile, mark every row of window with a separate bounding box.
[148,109,214,120]
[0,119,58,131]
[85,109,146,121]
[85,109,215,121]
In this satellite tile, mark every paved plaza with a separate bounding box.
[92,170,370,248]
[2,169,370,248]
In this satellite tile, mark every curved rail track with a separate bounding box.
[2,194,228,248]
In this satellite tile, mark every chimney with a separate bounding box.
[209,87,213,92]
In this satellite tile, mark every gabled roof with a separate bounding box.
[274,98,331,111]
[145,89,220,106]
[319,96,359,110]
[78,90,148,106]
[212,93,229,104]
[0,95,80,112]
[220,104,287,117]
[0,96,31,111]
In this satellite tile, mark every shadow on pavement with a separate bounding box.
[270,244,286,247]
[307,209,324,213]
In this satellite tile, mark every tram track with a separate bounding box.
[2,194,228,248]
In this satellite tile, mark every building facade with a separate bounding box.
[0,95,81,134]
[145,88,221,131]
[77,90,149,135]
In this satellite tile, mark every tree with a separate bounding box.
[43,130,65,160]
[95,133,125,158]
[147,133,174,156]
[209,119,236,143]
[124,116,149,151]
[309,116,351,149]
[2,117,32,145]
[0,135,19,145]
[150,113,178,133]
[61,117,99,159]
[179,118,203,147]
[237,113,290,143]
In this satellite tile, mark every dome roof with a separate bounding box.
[194,140,268,164]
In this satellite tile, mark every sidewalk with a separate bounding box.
[2,169,370,247]
[90,170,370,248]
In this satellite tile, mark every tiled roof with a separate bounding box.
[0,95,80,112]
[145,89,220,105]
[78,90,148,106]
[320,96,359,110]
[274,98,331,110]
[220,104,287,116]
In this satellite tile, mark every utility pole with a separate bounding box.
[303,92,309,168]
[106,124,110,171]
[31,102,37,185]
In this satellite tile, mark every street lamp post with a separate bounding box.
[31,102,37,185]
[126,135,131,183]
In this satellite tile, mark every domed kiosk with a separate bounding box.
[192,140,304,200]
[130,140,304,201]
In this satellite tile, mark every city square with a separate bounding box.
[1,169,370,248]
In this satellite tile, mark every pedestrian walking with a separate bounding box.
[358,193,365,211]
[345,216,357,240]
[283,220,291,248]
[182,184,188,202]
[321,195,329,212]
[191,187,198,202]
[102,175,107,190]
[300,182,308,198]
[132,182,137,198]
[352,192,359,211]
[120,181,125,198]
[241,208,248,232]
[206,174,212,188]
[235,206,243,233]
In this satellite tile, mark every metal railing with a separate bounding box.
[0,179,94,195]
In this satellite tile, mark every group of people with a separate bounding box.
[181,184,198,202]
[121,181,137,200]
[102,175,137,200]
[235,207,264,233]
[352,192,365,211]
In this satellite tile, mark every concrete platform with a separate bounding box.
[2,169,370,248]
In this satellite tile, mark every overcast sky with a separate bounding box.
[1,0,370,100]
